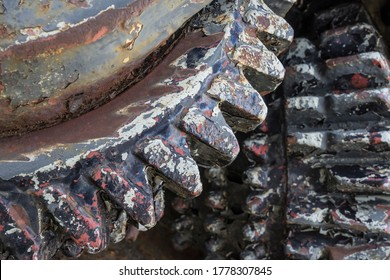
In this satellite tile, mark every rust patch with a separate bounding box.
[0,1,155,60]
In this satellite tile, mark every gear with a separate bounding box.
[0,0,292,259]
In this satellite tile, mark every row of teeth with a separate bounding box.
[0,0,293,259]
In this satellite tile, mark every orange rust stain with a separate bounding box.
[89,26,110,44]
[351,73,369,89]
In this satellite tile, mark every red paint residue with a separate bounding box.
[174,147,185,157]
[89,26,109,44]
[136,181,143,187]
[351,73,369,89]
[372,59,383,69]
[251,144,268,156]
[289,211,298,218]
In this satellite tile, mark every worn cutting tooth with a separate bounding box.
[243,166,269,188]
[227,20,285,93]
[286,88,390,131]
[90,154,162,230]
[0,181,60,259]
[331,195,390,235]
[241,0,294,54]
[233,43,285,93]
[329,165,390,194]
[35,175,109,254]
[326,52,390,91]
[179,96,239,166]
[207,75,267,132]
[328,243,390,260]
[288,129,390,155]
[319,23,384,59]
[134,129,202,198]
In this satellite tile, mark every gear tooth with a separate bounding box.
[207,75,267,132]
[179,96,239,166]
[242,0,294,54]
[312,2,373,36]
[331,196,390,235]
[134,131,202,198]
[326,51,390,90]
[319,23,384,59]
[329,165,390,194]
[243,166,269,188]
[231,36,285,93]
[0,183,60,259]
[242,133,269,163]
[284,5,390,260]
[35,176,109,254]
[90,157,160,230]
[205,190,227,210]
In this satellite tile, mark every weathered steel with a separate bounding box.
[0,0,213,137]
[0,0,290,259]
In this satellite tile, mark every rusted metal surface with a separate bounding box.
[0,0,290,259]
[0,0,213,137]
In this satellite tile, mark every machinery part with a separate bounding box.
[0,0,292,259]
[283,1,390,260]
[171,0,295,260]
[170,0,390,260]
